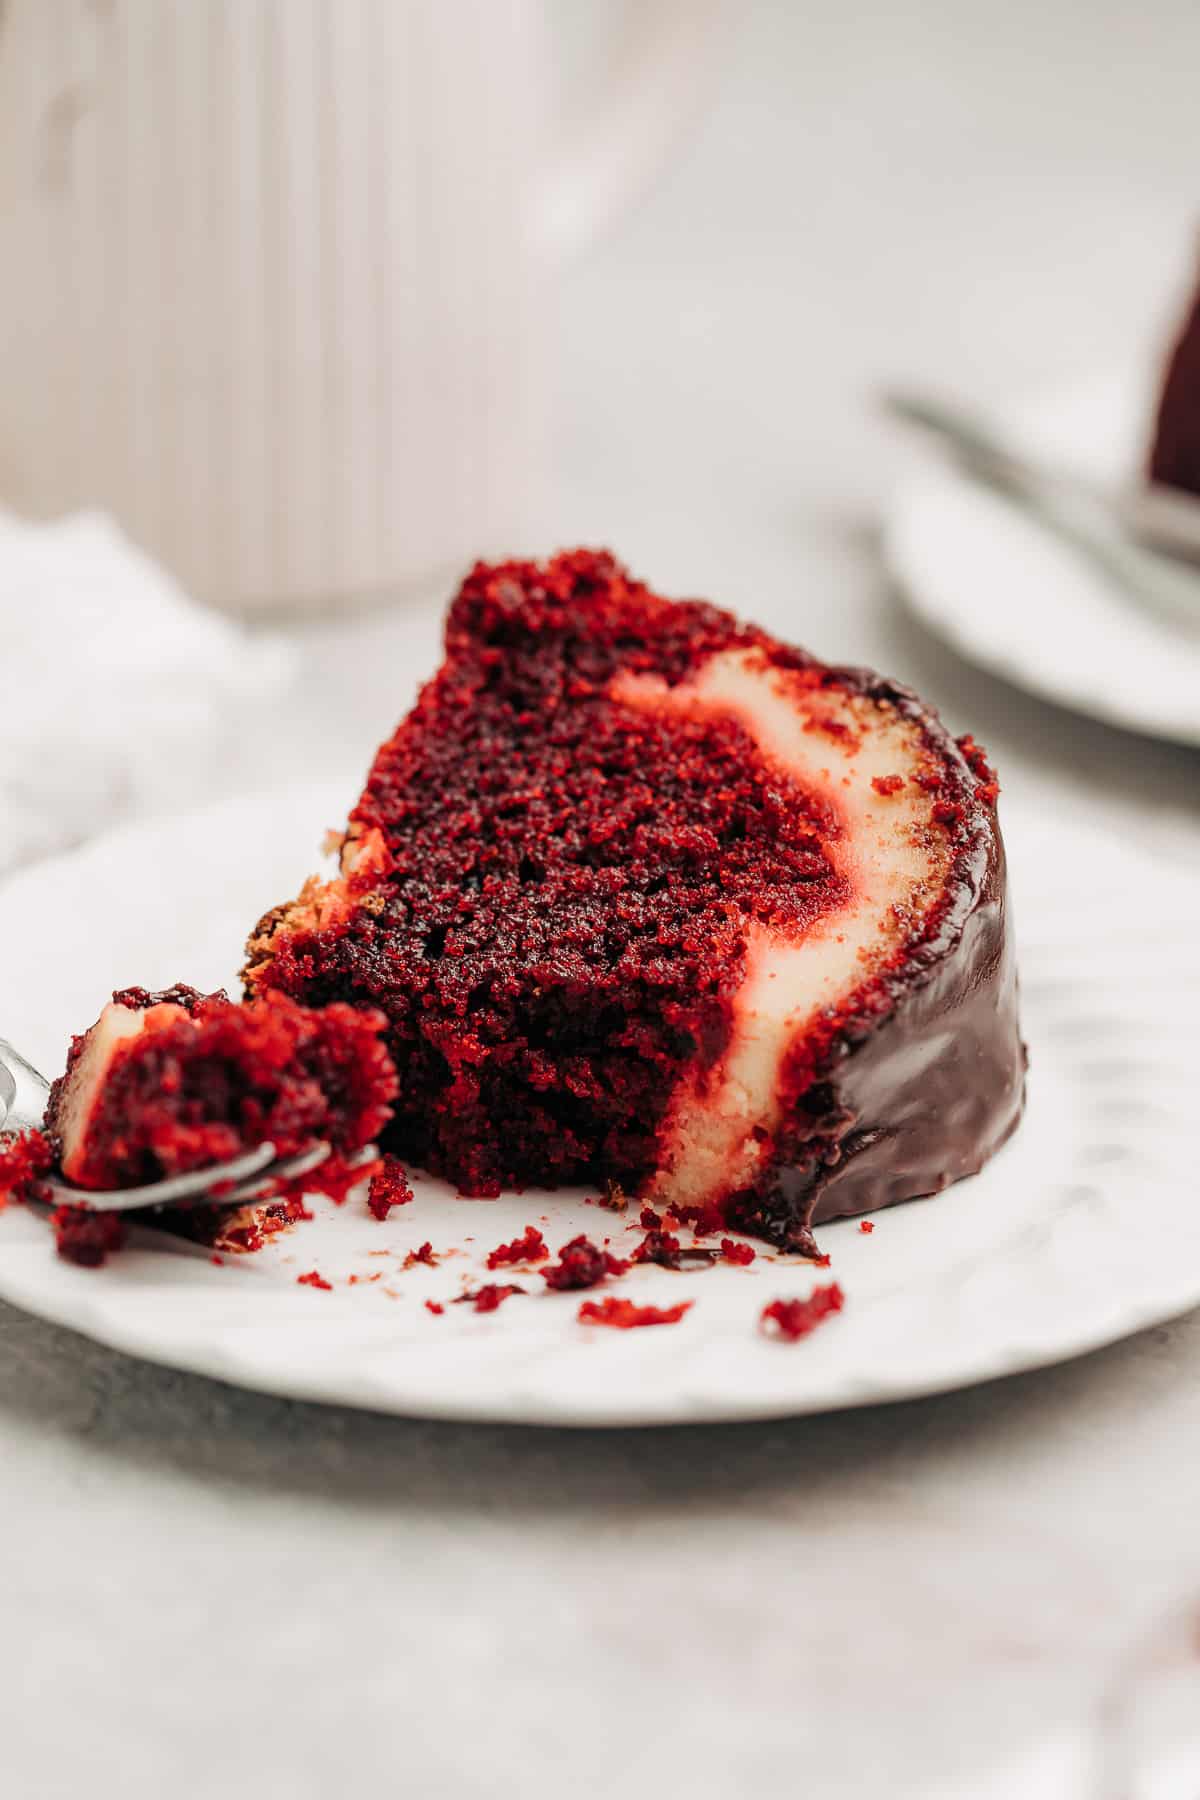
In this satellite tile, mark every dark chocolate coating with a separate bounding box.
[726,673,1026,1250]
[802,827,1024,1228]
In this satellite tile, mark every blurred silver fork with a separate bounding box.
[0,1036,372,1214]
[882,385,1200,636]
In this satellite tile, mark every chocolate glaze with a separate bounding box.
[728,677,1026,1248]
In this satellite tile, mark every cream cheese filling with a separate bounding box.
[611,647,949,1211]
[57,1001,189,1182]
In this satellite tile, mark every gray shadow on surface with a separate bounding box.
[1,1290,1196,1521]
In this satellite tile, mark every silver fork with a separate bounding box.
[882,385,1200,636]
[0,1037,371,1213]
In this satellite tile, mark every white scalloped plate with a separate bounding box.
[0,781,1195,1425]
[884,365,1200,747]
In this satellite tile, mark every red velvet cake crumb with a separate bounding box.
[51,1205,128,1268]
[303,1155,383,1209]
[955,734,1000,805]
[577,1296,693,1329]
[455,1282,525,1313]
[760,1283,845,1341]
[486,1225,547,1269]
[0,1129,54,1209]
[719,1237,756,1266]
[281,1197,314,1225]
[871,774,904,796]
[297,1269,332,1290]
[859,1220,875,1234]
[403,1241,437,1269]
[542,1234,630,1291]
[206,1191,312,1255]
[638,1207,661,1230]
[425,1300,444,1316]
[632,1227,684,1270]
[367,1155,413,1221]
[667,1202,726,1238]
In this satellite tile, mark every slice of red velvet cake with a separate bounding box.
[45,985,396,1189]
[245,551,1024,1248]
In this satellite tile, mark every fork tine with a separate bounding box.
[40,1137,381,1217]
[220,1142,381,1206]
[43,1143,278,1214]
[221,1142,333,1205]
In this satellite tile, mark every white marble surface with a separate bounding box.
[4,4,1200,1796]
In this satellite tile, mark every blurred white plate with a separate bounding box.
[884,366,1200,747]
[0,783,1195,1426]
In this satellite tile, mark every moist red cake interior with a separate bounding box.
[250,556,861,1196]
[46,984,396,1190]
